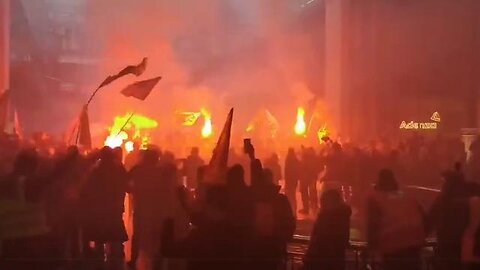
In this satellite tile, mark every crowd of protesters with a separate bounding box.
[1,132,480,270]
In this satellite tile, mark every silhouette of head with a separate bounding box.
[13,149,39,175]
[142,149,159,165]
[162,151,175,164]
[66,145,79,157]
[99,147,115,163]
[441,170,467,199]
[375,169,399,192]
[113,147,123,162]
[191,147,200,156]
[320,189,343,209]
[227,164,245,188]
[262,168,274,185]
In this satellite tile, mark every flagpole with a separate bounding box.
[75,120,81,146]
[117,112,135,136]
[86,86,101,107]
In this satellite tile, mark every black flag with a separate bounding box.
[98,57,148,89]
[204,108,234,185]
[120,76,161,101]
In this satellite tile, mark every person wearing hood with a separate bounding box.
[367,169,426,270]
[250,168,296,270]
[302,189,351,270]
[80,147,128,269]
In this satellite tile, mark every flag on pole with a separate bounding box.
[64,116,79,146]
[0,90,10,132]
[98,57,148,89]
[120,76,161,101]
[205,108,234,185]
[77,106,92,149]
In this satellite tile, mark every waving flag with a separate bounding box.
[98,57,148,89]
[77,106,92,149]
[120,76,161,101]
[205,108,234,185]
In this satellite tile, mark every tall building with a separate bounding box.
[9,0,99,133]
[0,0,8,93]
[323,0,480,141]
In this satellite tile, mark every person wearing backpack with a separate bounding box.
[367,169,426,270]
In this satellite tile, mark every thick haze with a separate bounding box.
[85,0,325,145]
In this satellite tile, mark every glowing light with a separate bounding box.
[246,123,254,132]
[294,107,307,136]
[317,125,329,144]
[140,134,151,149]
[201,108,213,138]
[105,131,128,148]
[180,111,202,126]
[104,113,158,149]
[125,141,134,153]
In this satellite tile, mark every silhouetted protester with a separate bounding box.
[285,148,300,214]
[128,149,161,269]
[428,169,476,270]
[264,153,282,185]
[303,189,351,270]
[45,146,88,268]
[367,169,426,270]
[131,149,182,270]
[299,147,319,215]
[183,147,204,189]
[179,184,232,270]
[225,164,254,269]
[0,149,51,270]
[323,142,347,190]
[80,147,128,269]
[176,165,250,270]
[250,168,296,270]
[461,191,480,270]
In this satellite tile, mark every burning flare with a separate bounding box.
[104,113,158,150]
[105,131,129,149]
[294,107,307,136]
[124,141,135,153]
[317,125,329,143]
[201,108,213,138]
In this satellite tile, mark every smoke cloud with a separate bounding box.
[81,0,328,153]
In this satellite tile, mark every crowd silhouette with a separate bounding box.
[1,134,480,270]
